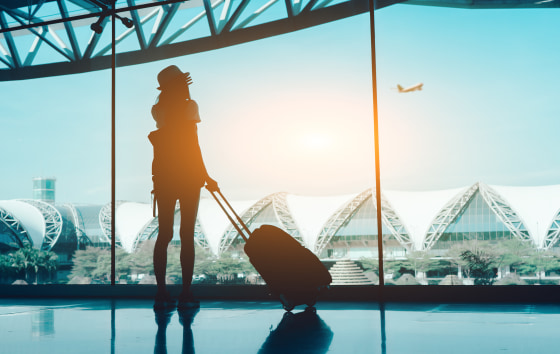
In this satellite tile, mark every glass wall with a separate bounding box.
[108,1,377,287]
[2,2,559,290]
[377,6,560,286]
[0,65,110,284]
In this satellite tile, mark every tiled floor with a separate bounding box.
[1,299,560,353]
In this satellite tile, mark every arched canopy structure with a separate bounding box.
[18,199,63,251]
[421,184,478,251]
[478,183,532,244]
[62,203,94,249]
[0,205,32,250]
[3,182,560,257]
[99,201,123,247]
[0,200,45,249]
[428,184,533,252]
[114,202,153,252]
[285,193,355,250]
[485,184,560,249]
[135,204,210,253]
[314,189,412,258]
[72,204,104,245]
[217,192,306,254]
[315,189,374,255]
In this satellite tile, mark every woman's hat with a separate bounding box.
[157,65,190,90]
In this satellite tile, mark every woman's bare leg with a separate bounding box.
[154,194,176,295]
[179,188,200,294]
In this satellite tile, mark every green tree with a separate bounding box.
[68,247,105,279]
[166,245,182,282]
[359,257,379,275]
[127,241,217,284]
[406,251,435,277]
[447,241,499,279]
[128,240,155,276]
[460,248,497,285]
[69,246,129,283]
[0,253,14,282]
[36,248,58,283]
[495,239,533,272]
[384,259,413,280]
[194,252,255,284]
[520,250,560,282]
[8,245,58,284]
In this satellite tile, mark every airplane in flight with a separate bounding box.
[396,83,423,93]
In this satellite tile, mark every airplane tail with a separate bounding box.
[397,84,403,92]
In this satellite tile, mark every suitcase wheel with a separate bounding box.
[279,294,295,312]
[304,306,317,314]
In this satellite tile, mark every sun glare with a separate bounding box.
[301,133,331,150]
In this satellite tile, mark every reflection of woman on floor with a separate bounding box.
[153,308,199,354]
[149,65,218,309]
[258,307,333,354]
[153,309,173,354]
[179,308,199,354]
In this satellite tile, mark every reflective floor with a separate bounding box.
[1,299,560,353]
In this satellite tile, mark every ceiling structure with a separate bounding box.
[0,0,557,81]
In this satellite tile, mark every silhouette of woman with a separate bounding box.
[149,65,218,309]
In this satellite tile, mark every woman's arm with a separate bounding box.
[193,125,218,191]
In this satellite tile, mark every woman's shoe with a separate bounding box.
[177,290,200,310]
[153,290,176,310]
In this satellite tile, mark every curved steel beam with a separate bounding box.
[17,199,63,251]
[0,206,32,248]
[406,0,560,9]
[271,192,304,246]
[0,0,375,80]
[379,192,414,251]
[314,188,414,255]
[314,189,373,255]
[543,209,560,250]
[62,203,93,249]
[478,183,533,245]
[421,183,479,251]
[218,193,275,254]
[1,0,558,80]
[134,208,209,252]
[99,201,122,247]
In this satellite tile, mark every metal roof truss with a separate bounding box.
[18,199,63,251]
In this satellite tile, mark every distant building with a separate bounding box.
[32,177,56,204]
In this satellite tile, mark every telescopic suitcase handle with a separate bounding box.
[207,187,252,242]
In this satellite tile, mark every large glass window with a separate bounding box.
[2,1,559,292]
[1,68,110,285]
[378,5,560,286]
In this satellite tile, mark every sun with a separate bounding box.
[300,133,331,150]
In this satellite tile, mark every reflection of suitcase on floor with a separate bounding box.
[209,189,332,311]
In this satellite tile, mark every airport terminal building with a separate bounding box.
[2,182,560,265]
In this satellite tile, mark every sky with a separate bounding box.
[1,3,559,205]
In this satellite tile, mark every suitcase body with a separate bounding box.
[209,190,332,311]
[245,225,332,310]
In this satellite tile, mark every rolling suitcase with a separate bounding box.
[209,188,332,311]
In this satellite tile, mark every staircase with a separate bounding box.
[329,259,375,285]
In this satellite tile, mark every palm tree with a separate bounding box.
[0,253,13,283]
[36,250,58,283]
[8,245,58,284]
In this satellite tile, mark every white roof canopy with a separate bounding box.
[383,187,468,250]
[490,184,560,248]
